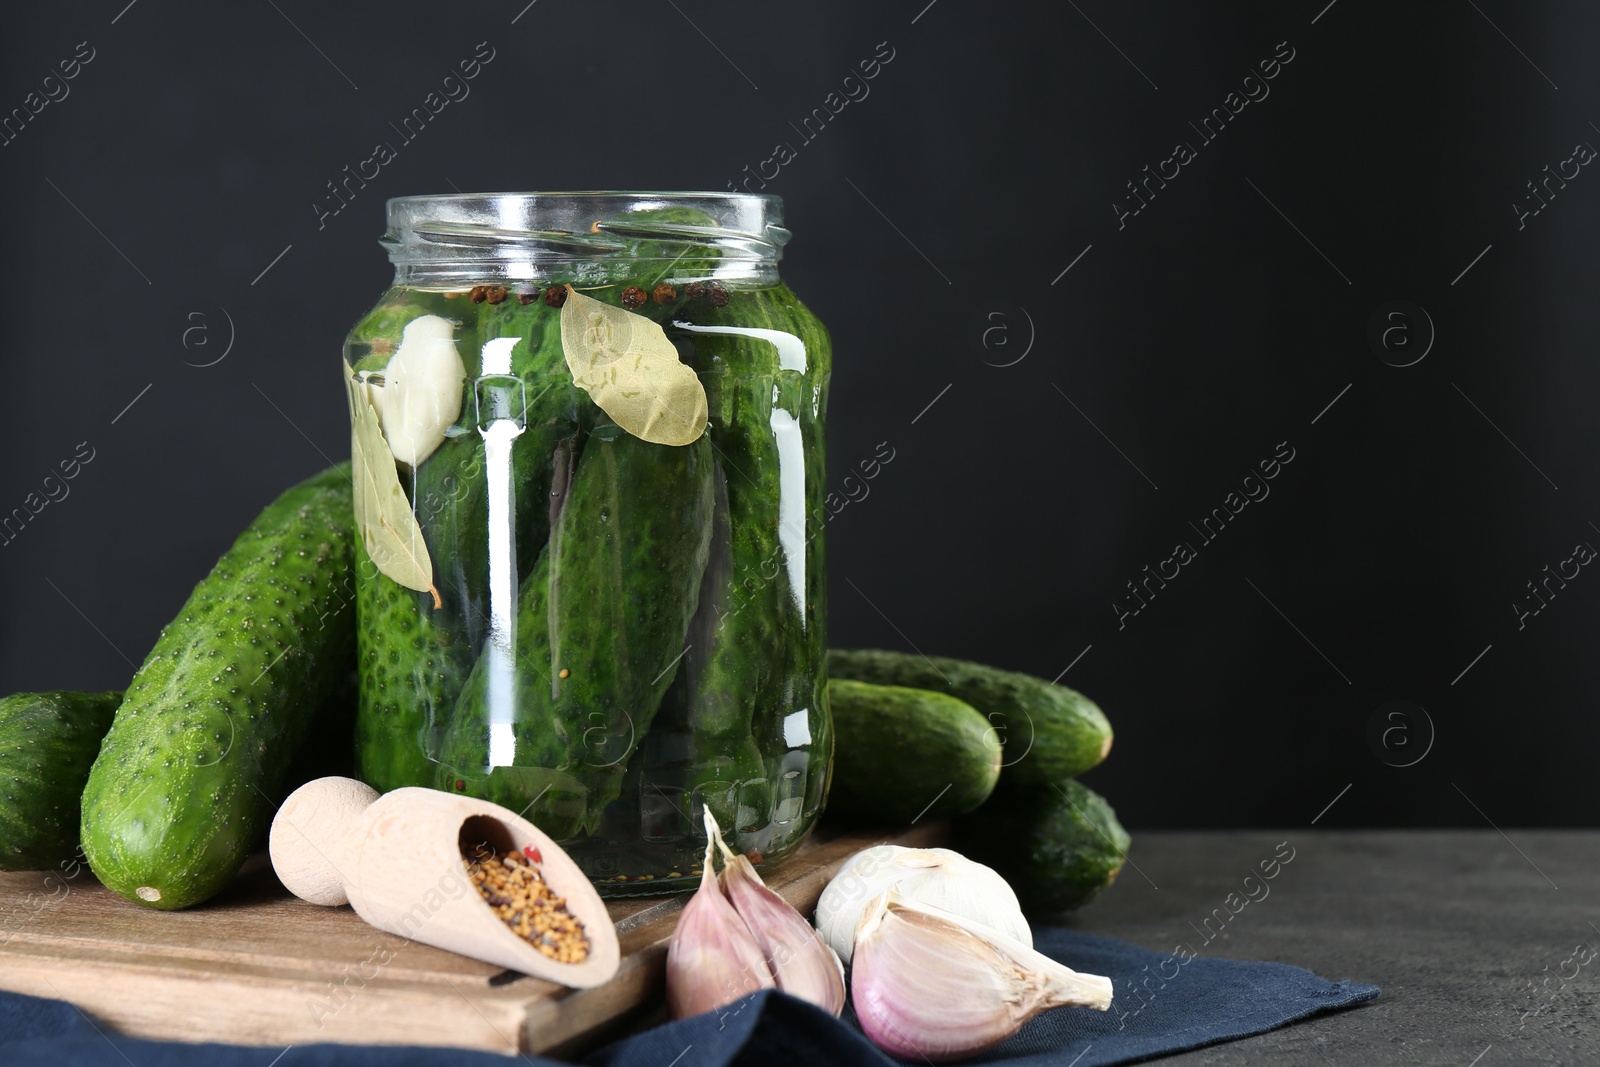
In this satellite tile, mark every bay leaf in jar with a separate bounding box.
[559,285,707,446]
[344,360,441,607]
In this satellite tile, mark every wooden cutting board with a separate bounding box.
[0,823,940,1057]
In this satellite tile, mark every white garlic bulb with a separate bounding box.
[378,314,465,466]
[852,892,1111,1061]
[814,845,1031,964]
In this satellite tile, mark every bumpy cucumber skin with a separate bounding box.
[408,295,488,637]
[410,432,489,641]
[826,679,1000,822]
[484,293,591,577]
[355,292,592,792]
[668,332,786,817]
[828,650,1113,786]
[350,274,834,874]
[352,292,481,792]
[0,691,122,871]
[667,284,833,849]
[353,542,472,794]
[80,465,356,910]
[953,779,1129,913]
[437,432,714,839]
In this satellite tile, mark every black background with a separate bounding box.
[1,1,1595,829]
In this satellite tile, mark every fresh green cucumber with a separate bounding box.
[0,690,122,871]
[80,464,356,909]
[436,430,714,839]
[953,779,1128,913]
[826,679,1000,823]
[828,650,1113,786]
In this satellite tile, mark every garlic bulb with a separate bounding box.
[378,314,465,466]
[713,822,845,1015]
[852,892,1111,1062]
[815,845,1030,964]
[664,809,774,1018]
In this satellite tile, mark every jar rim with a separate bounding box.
[386,189,782,206]
[382,191,790,288]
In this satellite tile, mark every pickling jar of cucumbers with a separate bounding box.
[343,192,832,894]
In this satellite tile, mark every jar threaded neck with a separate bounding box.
[382,191,790,288]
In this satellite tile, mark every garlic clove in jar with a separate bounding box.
[851,892,1112,1063]
[713,824,846,1016]
[815,845,1031,965]
[665,809,775,1019]
[378,314,465,466]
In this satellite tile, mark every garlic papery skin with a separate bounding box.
[378,314,465,466]
[665,810,775,1019]
[715,831,846,1016]
[851,893,1112,1063]
[815,845,1031,965]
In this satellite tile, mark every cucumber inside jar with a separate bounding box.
[349,208,830,893]
[435,426,718,841]
[567,281,831,888]
[349,289,485,794]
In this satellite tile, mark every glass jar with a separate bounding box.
[343,192,831,895]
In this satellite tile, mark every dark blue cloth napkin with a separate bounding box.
[0,927,1377,1067]
[586,929,1379,1067]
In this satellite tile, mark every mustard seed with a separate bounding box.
[462,843,589,964]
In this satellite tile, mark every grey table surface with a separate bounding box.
[1064,831,1595,1066]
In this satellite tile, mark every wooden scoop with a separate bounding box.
[268,776,619,989]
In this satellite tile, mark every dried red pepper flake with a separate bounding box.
[523,845,543,863]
